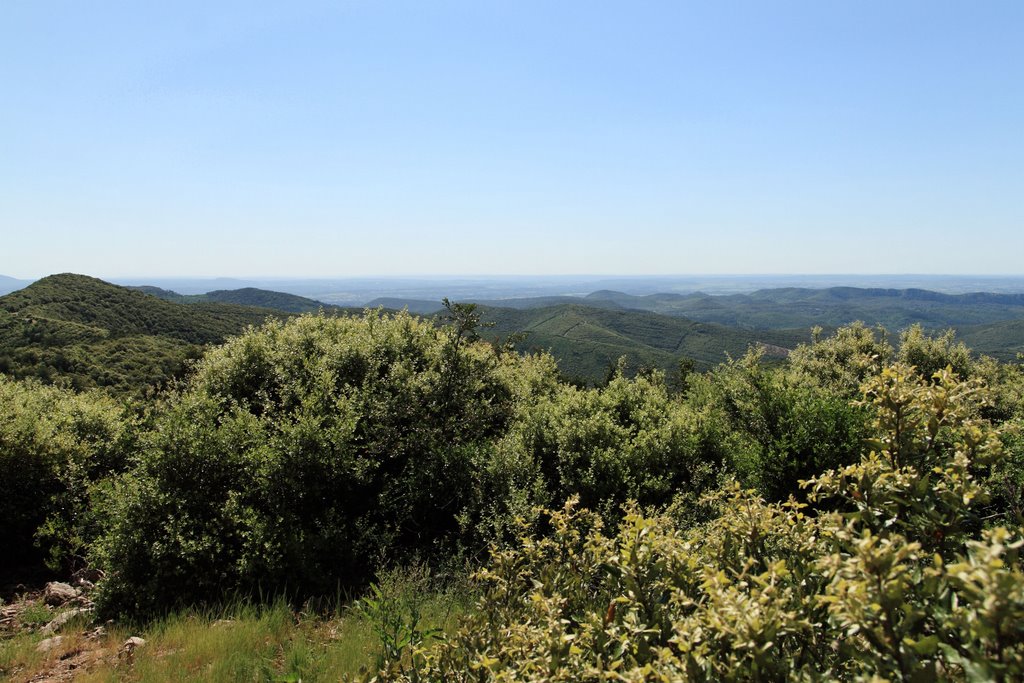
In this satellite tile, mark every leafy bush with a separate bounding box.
[94,310,559,617]
[693,348,871,502]
[788,321,893,395]
[495,368,727,525]
[374,363,1024,681]
[0,375,134,574]
[897,323,974,381]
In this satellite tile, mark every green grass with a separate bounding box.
[2,587,466,683]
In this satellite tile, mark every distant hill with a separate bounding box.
[0,275,34,296]
[132,285,338,313]
[364,298,446,315]
[465,287,1024,333]
[5,275,1020,392]
[480,304,810,384]
[0,274,299,393]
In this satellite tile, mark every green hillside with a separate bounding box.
[480,304,809,383]
[957,319,1024,361]
[579,287,1024,330]
[0,274,295,392]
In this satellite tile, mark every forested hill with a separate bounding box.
[480,304,809,382]
[3,274,1020,393]
[3,274,284,343]
[368,286,1024,332]
[577,287,1024,329]
[957,319,1024,362]
[134,285,338,313]
[0,274,303,392]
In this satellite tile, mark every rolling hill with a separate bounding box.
[383,286,1024,336]
[4,275,1020,393]
[0,275,34,296]
[133,285,338,313]
[956,319,1024,362]
[0,274,301,393]
[575,287,1024,330]
[480,304,810,383]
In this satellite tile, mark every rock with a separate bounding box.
[43,582,80,606]
[119,636,146,662]
[121,636,146,653]
[41,607,90,635]
[36,635,63,653]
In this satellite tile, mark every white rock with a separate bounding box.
[43,582,80,606]
[41,607,90,635]
[36,635,63,653]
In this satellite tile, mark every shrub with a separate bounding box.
[376,363,1024,681]
[0,375,134,574]
[94,311,558,617]
[694,348,871,502]
[500,369,726,523]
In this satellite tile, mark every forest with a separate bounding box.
[2,275,1024,681]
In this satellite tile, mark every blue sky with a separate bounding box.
[2,1,1021,277]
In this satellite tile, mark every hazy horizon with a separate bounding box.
[8,272,1024,302]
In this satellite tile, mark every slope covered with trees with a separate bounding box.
[480,304,809,383]
[378,286,1024,332]
[0,274,293,392]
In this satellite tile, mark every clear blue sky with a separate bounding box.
[2,1,1021,278]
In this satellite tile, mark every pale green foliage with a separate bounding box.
[897,324,973,381]
[369,363,1024,681]
[690,347,871,502]
[500,369,725,523]
[357,564,445,675]
[788,321,893,394]
[0,375,134,571]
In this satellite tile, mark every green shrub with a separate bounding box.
[693,348,871,502]
[897,323,974,381]
[788,321,893,395]
[374,363,1024,681]
[0,375,133,574]
[500,369,726,523]
[94,311,558,617]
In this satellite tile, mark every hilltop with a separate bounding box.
[0,274,297,392]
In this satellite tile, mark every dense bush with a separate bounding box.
[897,323,974,380]
[691,348,872,502]
[0,376,135,574]
[500,369,726,522]
[380,364,1024,681]
[787,321,893,394]
[93,311,560,616]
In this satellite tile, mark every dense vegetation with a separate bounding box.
[3,276,1024,680]
[460,287,1024,331]
[0,274,297,393]
[480,304,808,384]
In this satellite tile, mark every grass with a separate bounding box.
[1,583,467,682]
